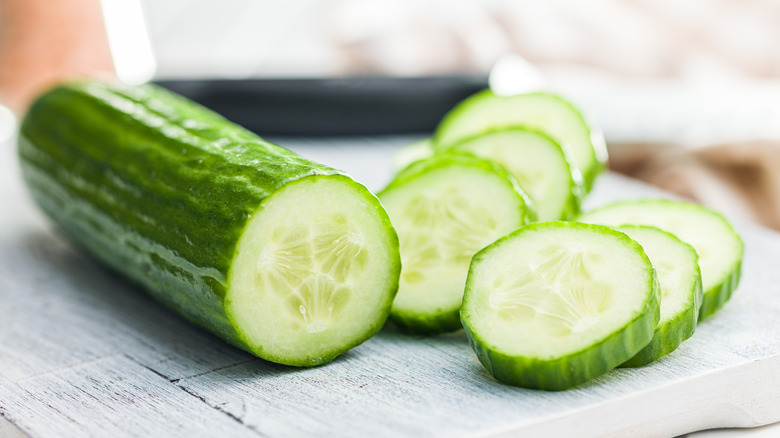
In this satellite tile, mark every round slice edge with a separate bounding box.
[227,174,401,366]
[615,225,703,367]
[461,221,660,390]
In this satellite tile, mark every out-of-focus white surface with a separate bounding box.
[102,0,156,84]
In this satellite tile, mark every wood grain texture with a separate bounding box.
[0,136,779,437]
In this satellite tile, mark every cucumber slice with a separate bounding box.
[378,154,534,334]
[461,222,659,390]
[433,90,607,190]
[450,127,584,221]
[578,200,743,321]
[615,226,703,367]
[392,137,434,172]
[19,80,401,366]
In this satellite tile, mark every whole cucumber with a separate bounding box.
[19,80,400,366]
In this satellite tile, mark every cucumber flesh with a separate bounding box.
[434,91,607,190]
[451,128,584,221]
[615,226,702,367]
[461,222,660,390]
[392,137,434,172]
[578,200,743,321]
[228,175,400,365]
[379,155,534,334]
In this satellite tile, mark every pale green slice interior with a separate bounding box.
[452,129,580,221]
[227,175,398,363]
[616,226,701,326]
[435,92,606,186]
[579,201,742,300]
[462,224,655,359]
[393,137,434,172]
[380,165,527,320]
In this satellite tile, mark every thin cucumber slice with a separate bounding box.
[615,226,703,367]
[433,90,607,190]
[461,222,660,390]
[379,154,535,334]
[450,127,584,221]
[578,200,743,321]
[393,137,434,172]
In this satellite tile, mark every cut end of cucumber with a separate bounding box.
[461,222,659,389]
[380,155,532,333]
[227,175,399,366]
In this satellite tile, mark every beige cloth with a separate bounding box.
[610,141,780,229]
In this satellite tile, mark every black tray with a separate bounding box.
[155,76,487,136]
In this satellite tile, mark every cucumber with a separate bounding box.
[461,222,660,390]
[433,90,607,190]
[392,137,434,172]
[18,80,401,366]
[615,226,703,367]
[450,127,584,221]
[378,154,534,334]
[578,200,743,321]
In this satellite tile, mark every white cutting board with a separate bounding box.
[1,136,779,438]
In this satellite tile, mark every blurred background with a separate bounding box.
[3,0,780,228]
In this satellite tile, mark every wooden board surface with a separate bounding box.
[1,136,779,438]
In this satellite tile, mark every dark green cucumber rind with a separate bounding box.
[19,80,398,366]
[432,89,607,190]
[578,199,744,321]
[389,307,462,335]
[461,222,660,390]
[620,283,700,367]
[698,260,741,321]
[379,153,537,224]
[615,225,703,367]
[448,126,585,221]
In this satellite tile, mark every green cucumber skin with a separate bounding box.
[390,309,462,335]
[433,90,608,190]
[19,80,398,366]
[698,261,741,321]
[620,291,700,367]
[461,222,660,390]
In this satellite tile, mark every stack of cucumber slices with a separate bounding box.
[386,89,743,390]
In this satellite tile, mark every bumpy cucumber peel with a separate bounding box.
[578,199,743,321]
[379,154,535,334]
[616,226,703,367]
[432,90,608,191]
[461,222,660,390]
[18,80,401,366]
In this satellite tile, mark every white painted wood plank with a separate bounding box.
[0,229,253,383]
[0,355,259,438]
